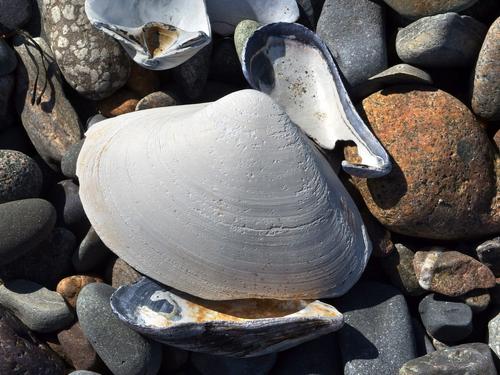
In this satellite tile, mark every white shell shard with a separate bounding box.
[242,23,392,178]
[111,277,344,357]
[84,0,211,70]
[206,0,300,36]
[76,89,371,300]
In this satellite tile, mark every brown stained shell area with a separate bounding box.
[143,24,179,58]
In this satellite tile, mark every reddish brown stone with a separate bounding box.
[57,322,100,371]
[345,86,499,240]
[126,64,160,97]
[56,275,102,308]
[105,257,141,288]
[413,249,496,296]
[98,89,140,117]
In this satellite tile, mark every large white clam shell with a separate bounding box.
[76,89,371,300]
[85,0,211,70]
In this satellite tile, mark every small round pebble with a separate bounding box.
[73,227,112,273]
[382,243,424,296]
[234,20,261,60]
[0,39,17,76]
[0,149,42,203]
[476,237,500,276]
[98,89,140,117]
[56,275,103,308]
[459,289,491,313]
[135,91,178,111]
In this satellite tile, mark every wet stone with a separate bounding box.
[476,237,500,276]
[135,91,178,111]
[191,352,277,375]
[56,275,103,308]
[0,0,33,34]
[74,227,112,273]
[382,243,424,296]
[0,150,42,204]
[58,322,101,371]
[61,140,84,180]
[0,39,17,76]
[382,0,479,19]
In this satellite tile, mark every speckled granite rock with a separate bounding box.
[135,91,178,111]
[459,289,491,312]
[0,150,42,203]
[382,0,479,19]
[489,313,500,359]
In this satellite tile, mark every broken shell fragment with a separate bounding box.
[76,89,371,301]
[111,277,344,357]
[85,0,211,70]
[242,23,392,178]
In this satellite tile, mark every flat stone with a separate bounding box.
[488,313,500,359]
[49,179,89,231]
[419,294,473,343]
[0,149,42,203]
[14,35,82,171]
[476,237,500,276]
[396,13,487,67]
[0,0,33,34]
[56,275,103,308]
[41,0,130,100]
[61,140,84,180]
[344,86,500,240]
[234,20,261,61]
[0,74,15,130]
[317,0,387,87]
[0,280,74,333]
[173,43,212,100]
[135,91,178,111]
[414,249,496,296]
[382,243,424,296]
[105,257,141,288]
[472,17,500,121]
[0,306,66,375]
[0,39,17,76]
[0,198,56,266]
[77,283,162,375]
[98,89,140,117]
[58,322,101,371]
[382,0,479,19]
[191,352,277,375]
[73,227,111,273]
[336,281,417,375]
[399,343,497,375]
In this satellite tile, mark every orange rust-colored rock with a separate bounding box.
[98,89,140,117]
[345,86,499,240]
[126,64,160,97]
[56,275,102,308]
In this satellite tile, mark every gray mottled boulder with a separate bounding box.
[317,0,387,87]
[0,0,33,34]
[41,0,130,100]
[382,0,479,19]
[396,13,487,67]
[191,352,277,375]
[0,39,17,76]
[0,150,42,203]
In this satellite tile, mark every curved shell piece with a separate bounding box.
[111,277,344,357]
[206,0,299,36]
[242,23,392,178]
[85,0,211,70]
[76,89,371,300]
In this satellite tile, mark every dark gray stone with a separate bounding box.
[399,343,497,375]
[476,237,500,276]
[173,43,212,100]
[396,13,487,67]
[0,73,15,130]
[296,0,326,29]
[317,0,387,87]
[412,318,435,357]
[0,280,74,333]
[61,140,84,180]
[191,352,277,375]
[0,198,56,266]
[419,294,473,343]
[77,283,162,375]
[0,0,32,34]
[336,281,417,375]
[210,38,245,85]
[49,179,89,231]
[0,306,66,375]
[0,149,42,203]
[382,243,425,296]
[135,91,178,111]
[0,39,17,76]
[73,227,112,273]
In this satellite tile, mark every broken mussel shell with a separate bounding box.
[111,277,344,357]
[85,0,211,70]
[77,89,372,301]
[242,22,392,178]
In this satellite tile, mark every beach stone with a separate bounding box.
[0,198,56,266]
[69,372,101,375]
[344,86,500,240]
[0,150,42,203]
[0,306,66,375]
[0,39,17,76]
[86,114,107,130]
[399,343,497,375]
[126,64,160,97]
[382,243,424,296]
[419,294,473,343]
[61,140,84,180]
[159,346,190,373]
[488,313,500,359]
[210,38,245,85]
[296,0,325,28]
[0,280,74,333]
[396,13,487,68]
[191,352,277,375]
[14,35,82,171]
[317,0,387,87]
[414,249,496,296]
[135,91,178,111]
[472,17,500,121]
[382,0,479,19]
[105,257,142,288]
[173,43,212,100]
[0,0,33,34]
[58,322,101,371]
[98,89,140,117]
[50,179,89,231]
[74,227,112,273]
[41,0,130,100]
[412,318,435,356]
[360,208,395,257]
[477,237,500,276]
[460,289,491,312]
[0,74,15,130]
[57,275,102,308]
[336,281,417,375]
[234,20,261,60]
[77,283,162,375]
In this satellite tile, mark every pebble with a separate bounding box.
[191,352,277,375]
[419,294,473,343]
[382,0,479,19]
[460,289,491,312]
[0,0,33,34]
[399,343,497,375]
[0,306,66,375]
[0,74,15,130]
[210,38,246,85]
[41,0,130,100]
[0,198,56,266]
[396,13,487,67]
[296,0,325,28]
[135,91,178,111]
[344,86,500,240]
[336,281,417,375]
[74,227,112,273]
[14,35,82,171]
[488,313,500,359]
[98,89,140,117]
[173,43,212,100]
[0,149,42,203]
[58,322,101,371]
[477,237,500,276]
[0,39,17,76]
[317,0,387,87]
[0,279,74,333]
[77,283,162,375]
[56,275,103,308]
[61,140,84,180]
[472,17,500,121]
[105,257,142,288]
[413,249,496,296]
[126,64,160,97]
[382,243,424,296]
[49,179,89,232]
[234,20,261,61]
